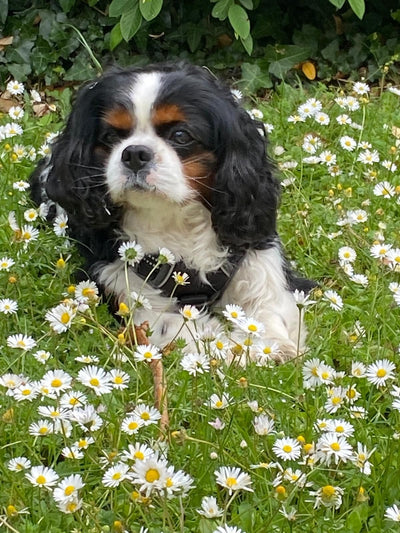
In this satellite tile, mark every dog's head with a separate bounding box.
[45,63,280,249]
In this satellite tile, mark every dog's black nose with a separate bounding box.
[121,145,154,173]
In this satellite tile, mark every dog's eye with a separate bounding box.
[169,129,193,145]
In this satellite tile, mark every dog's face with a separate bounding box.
[44,63,280,249]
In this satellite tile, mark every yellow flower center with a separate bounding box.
[21,389,31,396]
[128,421,139,430]
[90,378,100,387]
[36,475,46,485]
[336,426,344,433]
[347,388,356,398]
[112,472,121,480]
[275,485,286,495]
[330,442,341,451]
[166,477,173,488]
[322,485,336,497]
[69,397,79,406]
[144,351,153,359]
[60,312,71,324]
[215,400,223,408]
[78,439,87,448]
[377,368,387,378]
[216,341,224,350]
[248,324,257,332]
[66,502,77,512]
[140,412,150,421]
[226,477,238,488]
[145,469,160,483]
[263,346,271,354]
[283,445,293,453]
[64,486,75,496]
[51,378,62,388]
[321,371,330,380]
[134,451,144,460]
[230,311,238,318]
[332,396,342,405]
[39,426,49,434]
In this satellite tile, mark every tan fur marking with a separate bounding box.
[104,108,134,130]
[152,104,185,126]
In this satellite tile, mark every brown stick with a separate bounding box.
[134,322,169,433]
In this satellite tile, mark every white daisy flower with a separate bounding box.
[132,403,162,425]
[336,114,352,125]
[353,82,370,95]
[108,368,130,389]
[172,271,190,285]
[130,454,169,496]
[7,333,37,351]
[41,369,73,395]
[134,344,162,363]
[385,504,400,522]
[314,112,330,125]
[8,457,31,471]
[29,419,54,436]
[121,415,145,435]
[158,247,175,264]
[365,359,396,387]
[180,352,210,375]
[381,160,397,172]
[350,274,369,287]
[370,242,392,259]
[45,303,76,333]
[77,366,113,396]
[7,79,24,95]
[253,414,275,436]
[102,462,131,488]
[0,298,18,315]
[180,304,201,320]
[339,135,357,151]
[206,393,233,410]
[351,361,366,378]
[74,280,99,304]
[272,437,301,461]
[118,240,144,266]
[197,495,224,518]
[373,181,395,197]
[0,256,15,270]
[13,382,39,402]
[319,150,336,165]
[311,484,344,509]
[357,149,380,164]
[323,290,343,311]
[315,433,353,465]
[25,465,59,488]
[353,442,374,475]
[222,304,246,323]
[214,466,253,495]
[345,96,360,111]
[121,442,154,463]
[338,246,356,263]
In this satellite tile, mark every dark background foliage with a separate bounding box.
[0,0,399,90]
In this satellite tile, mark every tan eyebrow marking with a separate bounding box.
[103,108,135,130]
[152,103,186,126]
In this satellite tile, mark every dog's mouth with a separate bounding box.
[123,168,157,192]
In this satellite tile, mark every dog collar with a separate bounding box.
[133,251,246,308]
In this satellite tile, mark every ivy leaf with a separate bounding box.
[240,33,253,55]
[186,23,203,53]
[267,44,311,79]
[238,62,272,92]
[329,0,346,7]
[348,0,365,19]
[109,22,123,50]
[120,4,142,41]
[109,0,134,18]
[228,4,250,39]
[211,0,233,21]
[139,0,163,22]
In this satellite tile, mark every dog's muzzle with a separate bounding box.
[121,145,155,190]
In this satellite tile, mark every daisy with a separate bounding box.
[0,373,24,392]
[131,455,169,496]
[385,504,400,522]
[319,150,336,165]
[298,102,315,118]
[23,208,38,222]
[109,368,130,389]
[336,114,352,125]
[0,256,15,270]
[314,112,330,125]
[381,160,397,172]
[77,365,113,395]
[56,498,83,514]
[45,303,76,333]
[350,274,369,287]
[38,405,70,420]
[214,466,253,495]
[222,304,246,323]
[272,437,301,460]
[254,340,281,365]
[13,382,39,402]
[238,317,265,336]
[26,465,59,488]
[303,358,332,388]
[326,419,354,437]
[357,149,380,164]
[172,271,190,285]
[29,420,54,437]
[121,415,145,435]
[366,359,396,387]
[311,484,344,509]
[163,465,194,497]
[353,81,370,95]
[315,433,353,465]
[209,418,226,430]
[8,457,31,471]
[132,403,162,425]
[345,96,360,111]
[180,352,210,375]
[118,240,144,266]
[102,462,131,488]
[20,224,39,243]
[75,354,99,364]
[180,304,201,320]
[206,393,233,409]
[59,391,87,409]
[324,386,347,413]
[287,114,305,123]
[7,333,36,351]
[323,290,343,311]
[213,526,245,533]
[38,143,51,157]
[340,135,357,151]
[157,247,175,264]
[347,209,368,224]
[7,79,24,95]
[370,242,392,259]
[61,446,84,460]
[353,442,374,475]
[373,181,395,197]
[338,246,356,263]
[74,280,99,304]
[121,442,154,463]
[197,495,224,518]
[253,414,275,436]
[351,361,366,378]
[386,248,400,270]
[130,291,152,310]
[41,369,73,395]
[0,298,18,314]
[134,344,162,363]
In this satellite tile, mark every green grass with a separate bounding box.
[0,78,399,533]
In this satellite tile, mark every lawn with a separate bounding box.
[0,76,399,533]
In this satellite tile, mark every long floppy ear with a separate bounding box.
[44,80,120,229]
[211,106,280,250]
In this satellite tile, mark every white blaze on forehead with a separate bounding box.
[130,71,163,130]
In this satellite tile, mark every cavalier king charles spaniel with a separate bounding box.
[31,62,314,361]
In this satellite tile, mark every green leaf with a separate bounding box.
[211,0,233,21]
[346,508,363,533]
[120,5,142,41]
[228,4,250,39]
[139,0,163,21]
[59,0,75,12]
[186,24,202,53]
[240,33,253,55]
[109,22,123,50]
[266,44,311,79]
[0,0,8,24]
[109,0,134,18]
[329,0,346,7]
[238,62,272,92]
[239,0,253,9]
[348,0,365,19]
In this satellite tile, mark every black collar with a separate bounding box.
[133,251,246,308]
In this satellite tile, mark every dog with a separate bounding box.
[31,62,314,360]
